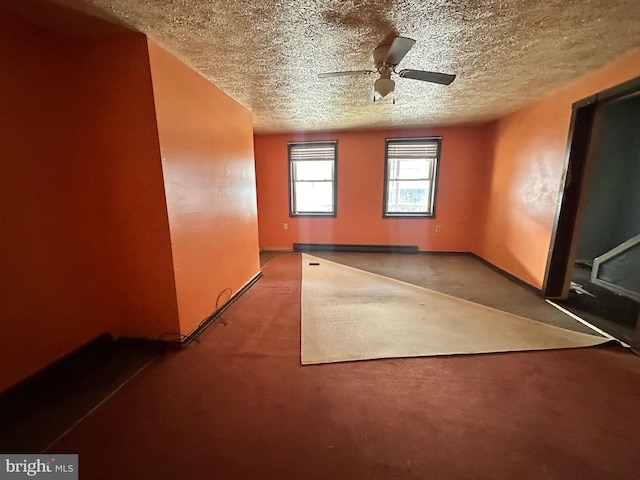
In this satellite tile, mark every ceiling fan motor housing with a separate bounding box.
[373,44,392,67]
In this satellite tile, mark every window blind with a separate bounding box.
[387,141,438,160]
[289,143,336,162]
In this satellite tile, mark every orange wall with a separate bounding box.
[147,40,261,336]
[477,48,640,288]
[0,8,179,392]
[255,125,493,252]
[79,37,180,340]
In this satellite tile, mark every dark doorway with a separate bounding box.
[543,77,640,351]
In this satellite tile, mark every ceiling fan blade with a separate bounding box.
[318,70,374,78]
[398,69,456,85]
[384,37,416,65]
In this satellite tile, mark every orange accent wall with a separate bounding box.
[147,40,261,336]
[255,125,493,252]
[0,8,180,392]
[476,47,640,288]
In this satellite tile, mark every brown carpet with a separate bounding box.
[49,253,640,480]
[301,254,607,364]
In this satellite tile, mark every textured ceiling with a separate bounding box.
[48,0,640,132]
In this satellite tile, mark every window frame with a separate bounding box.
[288,141,338,217]
[382,137,442,218]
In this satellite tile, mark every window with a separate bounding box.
[289,141,337,216]
[383,137,441,217]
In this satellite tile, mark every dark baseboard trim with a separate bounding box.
[417,250,471,256]
[293,243,419,254]
[0,335,169,410]
[470,253,543,296]
[181,271,263,347]
[0,333,115,416]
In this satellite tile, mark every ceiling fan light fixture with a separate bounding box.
[317,35,455,105]
[374,78,395,98]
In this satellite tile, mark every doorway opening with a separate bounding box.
[543,76,640,350]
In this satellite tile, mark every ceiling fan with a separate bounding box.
[318,35,456,102]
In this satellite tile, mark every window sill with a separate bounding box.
[383,213,434,219]
[290,213,337,218]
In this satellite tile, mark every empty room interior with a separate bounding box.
[1,0,640,478]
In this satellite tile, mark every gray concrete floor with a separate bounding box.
[261,250,599,335]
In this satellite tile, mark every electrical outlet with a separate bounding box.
[435,225,441,233]
[283,223,288,230]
